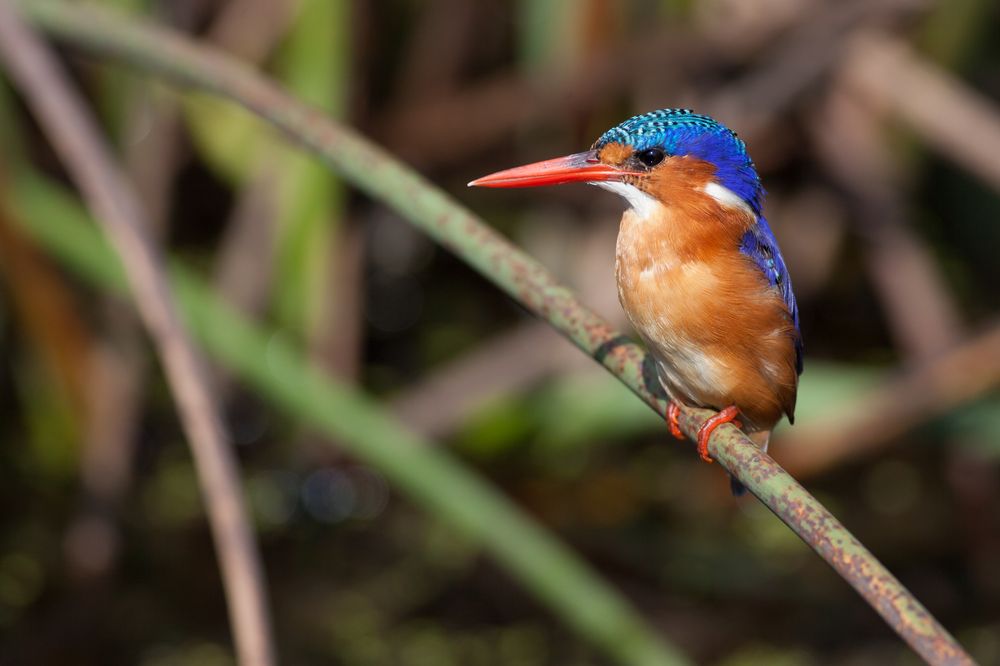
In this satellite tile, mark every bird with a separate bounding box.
[469,108,802,470]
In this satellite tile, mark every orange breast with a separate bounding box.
[614,160,798,430]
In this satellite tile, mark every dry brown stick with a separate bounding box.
[373,17,724,167]
[374,0,919,168]
[70,323,144,576]
[314,219,365,381]
[390,0,477,104]
[843,30,1000,193]
[73,13,204,582]
[390,220,621,439]
[812,84,965,359]
[207,0,300,64]
[207,0,297,398]
[71,0,272,582]
[390,322,572,438]
[212,165,279,323]
[780,319,1000,478]
[0,4,276,665]
[704,0,924,137]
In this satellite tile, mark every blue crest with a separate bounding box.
[594,109,764,215]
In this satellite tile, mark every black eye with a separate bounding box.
[635,148,665,168]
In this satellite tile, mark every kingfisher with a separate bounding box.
[470,109,802,467]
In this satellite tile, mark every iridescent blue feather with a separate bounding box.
[740,219,803,375]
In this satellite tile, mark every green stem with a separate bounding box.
[16,3,975,664]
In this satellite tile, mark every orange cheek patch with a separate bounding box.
[597,142,634,165]
[653,156,717,188]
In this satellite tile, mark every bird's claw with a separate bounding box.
[666,401,685,440]
[695,405,741,463]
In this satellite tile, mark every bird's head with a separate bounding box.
[470,108,764,217]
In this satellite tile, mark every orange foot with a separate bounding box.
[666,401,685,440]
[696,405,741,463]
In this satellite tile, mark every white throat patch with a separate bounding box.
[703,182,754,216]
[592,181,662,220]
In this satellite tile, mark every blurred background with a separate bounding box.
[1,0,1000,664]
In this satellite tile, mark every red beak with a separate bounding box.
[468,150,640,188]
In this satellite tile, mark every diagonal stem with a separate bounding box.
[0,4,275,665]
[15,2,976,664]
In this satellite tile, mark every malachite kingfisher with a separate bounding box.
[470,109,802,467]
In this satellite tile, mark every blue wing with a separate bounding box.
[739,217,803,375]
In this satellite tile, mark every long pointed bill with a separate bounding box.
[468,150,639,188]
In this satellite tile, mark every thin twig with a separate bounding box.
[704,0,925,136]
[0,4,276,665]
[19,2,976,664]
[780,319,1000,478]
[206,0,299,64]
[207,0,298,396]
[206,0,297,323]
[391,223,620,438]
[843,30,1000,194]
[811,84,966,359]
[212,165,279,323]
[376,0,919,167]
[73,0,239,580]
[390,322,572,437]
